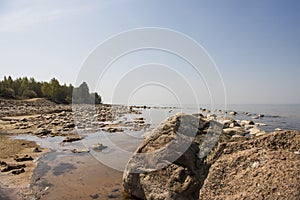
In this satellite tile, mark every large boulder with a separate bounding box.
[123,113,227,200]
[199,130,300,199]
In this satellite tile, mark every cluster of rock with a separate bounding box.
[123,113,300,200]
[0,148,42,176]
[0,99,151,137]
[195,112,268,138]
[201,107,269,120]
[0,98,62,118]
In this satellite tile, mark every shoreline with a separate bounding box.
[0,98,299,199]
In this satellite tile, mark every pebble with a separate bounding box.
[251,161,260,168]
[90,194,99,199]
[294,151,300,155]
[230,111,237,115]
[33,147,42,153]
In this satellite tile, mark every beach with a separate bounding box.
[0,98,299,199]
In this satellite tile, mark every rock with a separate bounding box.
[11,168,25,175]
[1,163,26,172]
[14,154,33,162]
[92,143,108,152]
[35,128,51,136]
[229,121,241,128]
[255,122,267,126]
[90,194,99,199]
[77,125,85,129]
[199,130,300,199]
[107,193,119,198]
[192,113,204,118]
[62,135,84,143]
[229,111,237,115]
[258,114,264,118]
[71,148,90,153]
[223,127,249,136]
[51,120,61,125]
[0,161,7,166]
[111,188,119,192]
[249,127,266,136]
[33,147,42,153]
[275,128,283,131]
[63,123,75,129]
[240,120,255,126]
[244,124,255,130]
[20,118,27,122]
[102,127,124,133]
[231,135,244,139]
[206,114,217,120]
[245,112,251,116]
[123,113,226,200]
[251,161,260,168]
[221,119,233,129]
[135,117,144,121]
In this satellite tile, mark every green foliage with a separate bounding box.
[0,76,102,104]
[23,90,37,98]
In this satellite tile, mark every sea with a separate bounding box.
[144,104,300,132]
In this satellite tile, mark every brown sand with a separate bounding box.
[32,154,124,200]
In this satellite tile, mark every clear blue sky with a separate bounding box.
[0,0,299,104]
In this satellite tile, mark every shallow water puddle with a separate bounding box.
[12,130,145,199]
[52,162,77,176]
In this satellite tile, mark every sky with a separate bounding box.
[0,0,299,105]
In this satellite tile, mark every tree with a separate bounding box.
[23,90,37,98]
[41,82,51,98]
[49,78,61,102]
[0,76,102,104]
[19,77,29,97]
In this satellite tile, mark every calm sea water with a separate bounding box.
[141,104,300,132]
[224,104,300,131]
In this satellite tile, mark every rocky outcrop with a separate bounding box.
[123,113,228,200]
[123,113,300,200]
[199,130,300,199]
[0,99,151,136]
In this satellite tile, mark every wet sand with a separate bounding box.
[31,153,124,200]
[0,133,48,200]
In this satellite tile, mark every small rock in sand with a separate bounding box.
[92,143,108,152]
[14,154,33,162]
[11,168,25,175]
[33,147,42,153]
[71,148,90,153]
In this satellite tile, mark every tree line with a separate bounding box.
[0,76,102,104]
